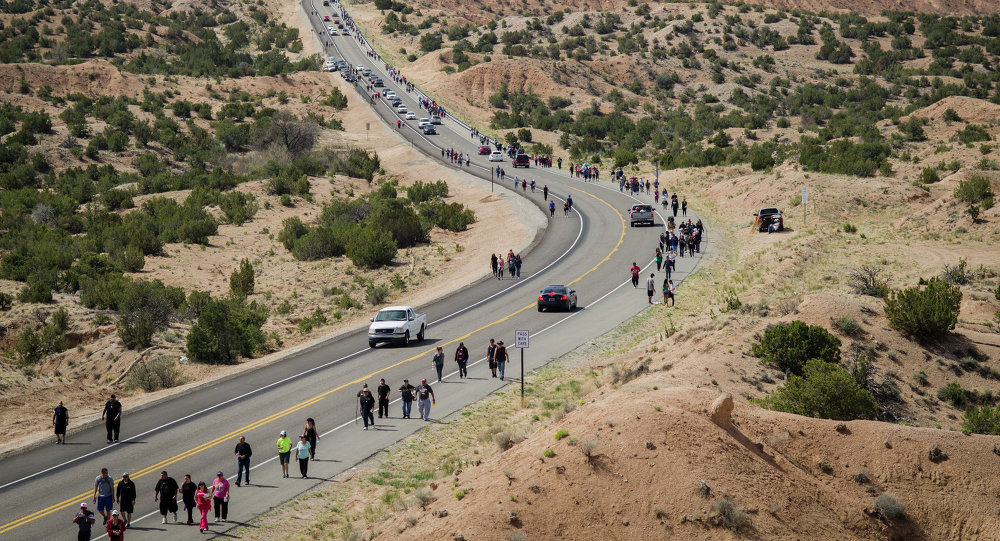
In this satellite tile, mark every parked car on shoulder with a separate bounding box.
[755,207,784,232]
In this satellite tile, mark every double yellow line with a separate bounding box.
[0,187,626,535]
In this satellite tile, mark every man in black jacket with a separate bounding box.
[102,394,122,443]
[234,436,252,486]
[455,342,469,378]
[376,379,391,419]
[358,386,376,430]
[115,473,136,527]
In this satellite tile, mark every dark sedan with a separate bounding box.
[537,285,577,312]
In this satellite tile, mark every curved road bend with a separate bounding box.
[0,6,707,539]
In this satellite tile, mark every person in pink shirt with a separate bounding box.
[211,472,230,523]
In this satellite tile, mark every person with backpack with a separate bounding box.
[494,341,509,381]
[416,379,435,421]
[398,379,415,419]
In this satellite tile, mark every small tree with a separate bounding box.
[229,258,255,299]
[346,226,398,269]
[755,359,878,420]
[16,327,44,367]
[883,277,961,339]
[751,321,841,375]
[967,205,980,223]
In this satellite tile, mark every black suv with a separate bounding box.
[513,154,530,168]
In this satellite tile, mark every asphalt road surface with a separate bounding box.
[0,3,707,538]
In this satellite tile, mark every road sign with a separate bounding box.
[801,187,808,205]
[514,329,529,348]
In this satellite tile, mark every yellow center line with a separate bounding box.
[0,186,628,535]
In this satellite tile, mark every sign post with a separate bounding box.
[365,122,370,140]
[514,330,529,407]
[801,187,808,226]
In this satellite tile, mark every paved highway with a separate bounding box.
[0,2,707,538]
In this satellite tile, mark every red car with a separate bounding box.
[323,15,330,21]
[478,145,491,155]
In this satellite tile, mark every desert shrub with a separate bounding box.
[368,199,428,248]
[229,258,255,299]
[320,87,348,109]
[406,180,449,203]
[19,280,53,303]
[883,277,961,339]
[278,217,309,250]
[329,148,380,182]
[103,189,134,211]
[113,245,146,273]
[218,191,259,225]
[961,404,1000,435]
[266,169,310,196]
[15,327,44,367]
[127,356,183,392]
[186,296,268,364]
[957,124,991,144]
[259,111,319,156]
[875,493,905,521]
[848,264,890,297]
[0,292,13,310]
[334,293,362,310]
[954,176,994,204]
[937,381,965,407]
[919,167,940,184]
[752,321,841,375]
[365,283,390,305]
[292,225,352,260]
[347,226,397,268]
[833,315,862,336]
[420,32,442,52]
[842,223,857,234]
[495,430,523,451]
[417,200,476,232]
[941,259,970,285]
[579,439,599,461]
[755,359,878,420]
[709,496,750,532]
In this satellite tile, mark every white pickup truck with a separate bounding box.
[368,306,426,348]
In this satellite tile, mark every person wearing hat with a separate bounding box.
[115,472,136,527]
[415,379,435,421]
[211,471,230,522]
[494,340,509,381]
[398,379,415,419]
[276,430,292,478]
[357,385,375,430]
[153,470,179,524]
[105,509,126,541]
[294,435,312,478]
[73,502,95,541]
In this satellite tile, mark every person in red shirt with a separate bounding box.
[105,510,126,541]
[630,262,641,288]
